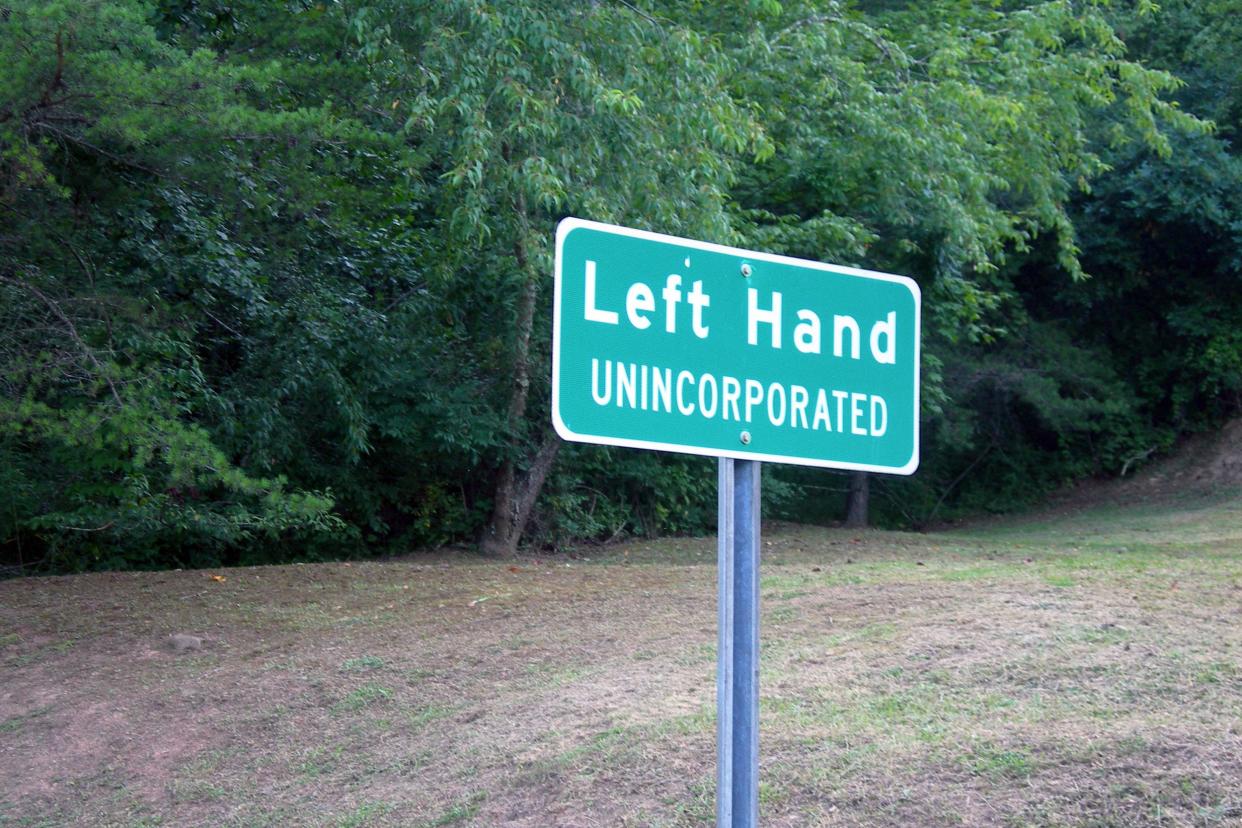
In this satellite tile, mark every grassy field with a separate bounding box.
[2,491,1241,827]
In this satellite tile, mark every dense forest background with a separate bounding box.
[2,0,1239,572]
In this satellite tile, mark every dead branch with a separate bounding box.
[0,272,123,406]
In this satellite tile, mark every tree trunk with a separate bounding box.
[480,430,560,556]
[479,191,559,556]
[844,471,869,528]
[512,433,560,542]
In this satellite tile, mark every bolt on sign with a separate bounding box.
[552,218,921,474]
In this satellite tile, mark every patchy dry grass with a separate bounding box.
[2,492,1241,826]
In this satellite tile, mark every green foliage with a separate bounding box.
[0,0,1234,569]
[715,0,1214,526]
[1069,134,1242,426]
[0,0,355,568]
[1052,0,1242,433]
[540,447,719,544]
[3,376,343,563]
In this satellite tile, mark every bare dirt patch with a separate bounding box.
[1001,417,1242,526]
[1140,418,1242,492]
[2,497,1241,826]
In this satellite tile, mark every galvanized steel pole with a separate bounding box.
[718,458,761,827]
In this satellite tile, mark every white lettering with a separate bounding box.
[688,280,710,338]
[584,260,618,325]
[722,376,742,421]
[747,289,782,349]
[653,367,672,413]
[744,379,763,423]
[870,312,896,364]
[662,274,682,333]
[850,392,866,435]
[871,395,888,437]
[833,315,860,359]
[591,358,611,405]
[582,360,891,443]
[833,389,848,428]
[699,373,718,418]
[813,389,832,431]
[676,370,695,415]
[617,362,637,408]
[626,283,654,329]
[794,309,821,354]
[767,382,787,426]
[790,385,809,429]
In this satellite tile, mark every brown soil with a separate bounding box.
[1133,417,1242,490]
[1059,417,1242,511]
[2,505,1241,826]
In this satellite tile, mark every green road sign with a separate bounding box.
[552,218,920,474]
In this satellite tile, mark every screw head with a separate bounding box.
[740,431,752,445]
[740,263,752,277]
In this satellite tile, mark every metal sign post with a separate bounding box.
[549,216,922,828]
[717,458,760,827]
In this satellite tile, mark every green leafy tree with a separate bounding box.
[679,0,1205,524]
[0,1,355,567]
[1,0,1229,569]
[1067,1,1242,430]
[348,1,769,554]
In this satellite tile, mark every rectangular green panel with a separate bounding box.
[552,218,920,474]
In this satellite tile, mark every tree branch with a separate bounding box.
[0,272,123,406]
[35,122,160,176]
[922,441,995,528]
[615,0,661,27]
[39,28,66,108]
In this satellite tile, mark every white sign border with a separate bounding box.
[552,217,921,475]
